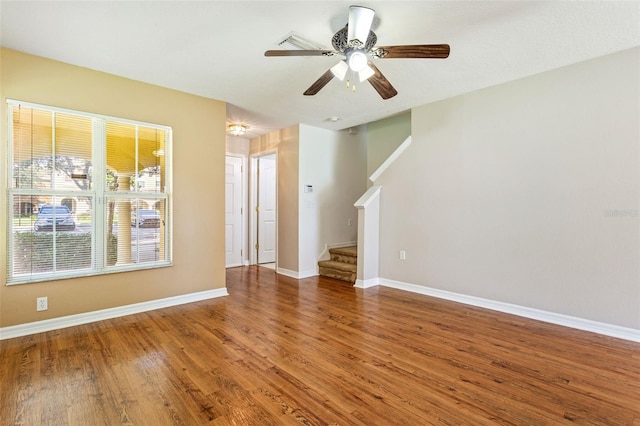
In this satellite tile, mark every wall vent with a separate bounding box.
[277,32,325,50]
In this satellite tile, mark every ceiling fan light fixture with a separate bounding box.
[330,61,349,81]
[358,65,375,82]
[264,4,450,100]
[228,124,247,136]
[347,50,368,72]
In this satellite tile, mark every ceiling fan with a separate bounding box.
[264,5,450,100]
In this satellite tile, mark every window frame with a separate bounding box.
[6,99,173,285]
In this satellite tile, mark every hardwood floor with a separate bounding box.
[1,266,639,425]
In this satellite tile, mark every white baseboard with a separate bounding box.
[355,277,380,289]
[378,278,640,343]
[299,269,318,279]
[0,288,229,341]
[276,267,300,279]
[277,267,318,279]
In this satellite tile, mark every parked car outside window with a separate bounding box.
[131,209,161,228]
[34,205,76,232]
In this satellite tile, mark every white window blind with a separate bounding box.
[7,100,172,284]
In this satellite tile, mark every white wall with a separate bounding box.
[226,135,250,156]
[376,47,640,329]
[298,124,367,276]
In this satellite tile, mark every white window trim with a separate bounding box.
[6,99,173,285]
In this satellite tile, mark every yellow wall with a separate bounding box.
[0,48,227,327]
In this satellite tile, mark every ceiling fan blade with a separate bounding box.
[303,69,335,96]
[347,5,375,47]
[367,61,397,100]
[265,50,337,57]
[373,44,450,59]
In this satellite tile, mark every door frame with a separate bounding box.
[249,150,277,266]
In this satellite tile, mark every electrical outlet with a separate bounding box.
[36,297,48,311]
[399,250,406,260]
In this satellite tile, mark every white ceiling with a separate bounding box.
[1,1,639,138]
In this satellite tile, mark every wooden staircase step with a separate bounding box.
[318,268,355,283]
[329,246,357,257]
[319,246,357,283]
[329,246,357,265]
[318,265,356,283]
[318,260,356,273]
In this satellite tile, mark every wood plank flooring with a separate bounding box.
[1,266,639,425]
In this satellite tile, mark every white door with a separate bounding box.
[258,154,276,264]
[225,156,243,267]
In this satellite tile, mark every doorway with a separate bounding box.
[250,153,277,266]
[225,155,245,267]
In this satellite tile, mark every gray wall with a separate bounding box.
[366,112,411,178]
[376,47,640,329]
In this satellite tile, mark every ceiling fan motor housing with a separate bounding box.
[332,27,377,52]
